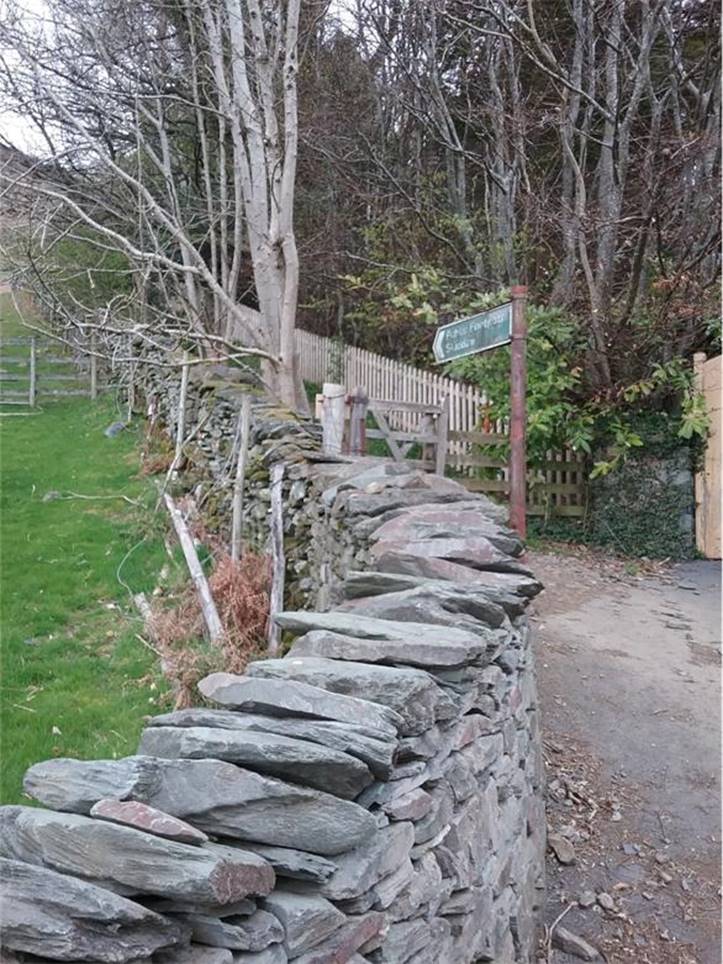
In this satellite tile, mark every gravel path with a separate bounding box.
[529,549,721,964]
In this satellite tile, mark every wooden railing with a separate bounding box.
[0,336,107,407]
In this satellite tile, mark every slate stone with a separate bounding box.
[340,483,475,519]
[342,571,534,619]
[150,707,397,781]
[198,674,402,740]
[321,823,414,901]
[137,726,373,800]
[366,918,430,963]
[23,756,153,815]
[412,787,453,845]
[372,552,542,596]
[90,798,208,845]
[388,853,446,923]
[339,586,507,632]
[155,947,234,964]
[145,897,257,917]
[290,913,386,964]
[230,842,336,882]
[231,948,287,964]
[0,857,184,963]
[368,506,522,556]
[276,610,483,654]
[371,536,532,576]
[287,629,487,671]
[171,910,283,952]
[260,891,345,956]
[247,657,452,736]
[22,757,376,856]
[0,806,274,903]
[381,788,434,822]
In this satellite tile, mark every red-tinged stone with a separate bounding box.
[292,912,386,964]
[90,798,208,845]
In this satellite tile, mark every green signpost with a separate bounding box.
[432,291,528,538]
[432,302,512,364]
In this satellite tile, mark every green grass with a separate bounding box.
[1,295,169,803]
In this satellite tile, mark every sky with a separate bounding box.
[0,0,51,154]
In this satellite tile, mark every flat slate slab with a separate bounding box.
[261,891,345,956]
[342,570,539,617]
[247,657,454,736]
[373,551,543,593]
[287,629,487,670]
[321,822,415,901]
[198,673,402,739]
[339,584,508,630]
[0,806,274,904]
[90,798,208,845]
[290,912,386,964]
[369,506,523,557]
[230,842,336,883]
[23,757,376,855]
[148,708,396,781]
[0,857,184,963]
[137,726,373,800]
[370,535,533,575]
[171,909,283,952]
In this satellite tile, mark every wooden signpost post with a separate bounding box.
[433,287,528,538]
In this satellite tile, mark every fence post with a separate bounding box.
[231,394,251,563]
[348,386,368,456]
[90,331,97,400]
[29,337,36,407]
[435,395,450,476]
[267,462,286,656]
[509,286,528,538]
[321,382,346,456]
[173,351,190,476]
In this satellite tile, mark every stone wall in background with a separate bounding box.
[587,447,695,560]
[1,357,547,964]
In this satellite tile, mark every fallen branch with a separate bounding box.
[163,492,224,646]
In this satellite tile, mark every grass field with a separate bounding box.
[0,295,168,803]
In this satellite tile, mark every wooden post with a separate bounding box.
[321,382,346,456]
[231,394,251,562]
[509,286,528,538]
[29,336,36,407]
[267,462,285,656]
[163,493,224,645]
[348,386,368,456]
[173,351,190,476]
[435,395,450,476]
[89,331,97,400]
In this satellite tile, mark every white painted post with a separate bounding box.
[321,382,346,455]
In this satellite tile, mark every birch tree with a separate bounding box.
[0,0,308,410]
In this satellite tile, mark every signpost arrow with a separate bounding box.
[432,302,512,364]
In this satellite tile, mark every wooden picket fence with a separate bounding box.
[297,326,588,517]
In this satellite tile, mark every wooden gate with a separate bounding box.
[694,353,721,559]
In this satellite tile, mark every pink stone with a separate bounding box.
[90,798,208,845]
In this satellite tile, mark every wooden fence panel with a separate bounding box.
[294,326,589,515]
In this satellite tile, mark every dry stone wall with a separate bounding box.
[1,362,546,964]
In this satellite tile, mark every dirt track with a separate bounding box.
[529,549,721,964]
